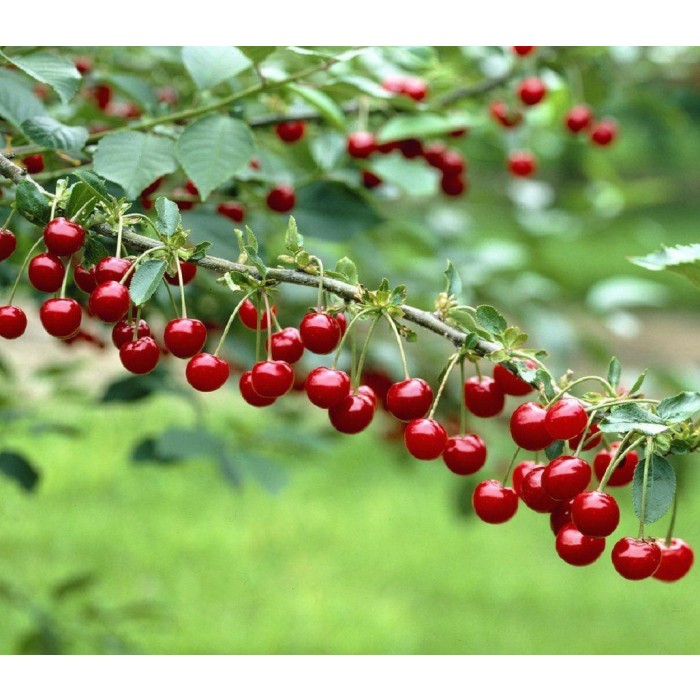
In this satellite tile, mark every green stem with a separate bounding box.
[638,438,654,539]
[665,494,678,547]
[132,306,142,341]
[573,410,597,458]
[353,314,381,391]
[164,279,179,317]
[548,375,615,406]
[255,292,262,363]
[473,360,482,381]
[263,292,273,361]
[7,237,43,305]
[459,357,467,436]
[331,308,373,370]
[58,257,71,298]
[2,207,15,230]
[120,248,163,285]
[213,290,256,357]
[115,215,124,258]
[586,398,659,413]
[429,353,460,420]
[384,312,410,380]
[502,448,522,487]
[175,256,187,319]
[597,435,644,493]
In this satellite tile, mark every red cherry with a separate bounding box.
[377,140,400,154]
[164,318,207,358]
[520,467,559,513]
[386,378,433,422]
[362,171,382,189]
[0,306,27,339]
[347,132,376,159]
[112,318,151,349]
[305,367,351,408]
[267,327,304,364]
[120,336,160,375]
[266,185,296,213]
[74,56,93,75]
[566,105,593,133]
[472,480,518,524]
[334,312,347,336]
[39,298,82,338]
[299,312,341,354]
[23,154,45,174]
[381,76,406,94]
[493,362,535,396]
[489,101,522,128]
[140,178,164,198]
[611,538,662,580]
[357,385,378,411]
[164,261,197,286]
[508,151,537,177]
[424,143,447,167]
[89,281,130,322]
[593,443,639,487]
[440,173,467,197]
[550,500,573,535]
[653,539,694,582]
[251,360,294,398]
[217,201,245,222]
[239,299,276,331]
[464,376,505,418]
[398,139,423,159]
[509,402,553,451]
[173,187,195,210]
[555,524,606,566]
[95,257,132,284]
[93,83,112,110]
[43,217,86,256]
[404,418,447,460]
[437,150,465,176]
[239,371,276,407]
[545,398,588,440]
[512,46,536,56]
[571,491,620,538]
[74,264,97,293]
[443,434,487,475]
[512,460,540,497]
[590,120,617,146]
[28,253,64,292]
[518,77,547,106]
[185,353,230,392]
[542,456,591,501]
[156,86,178,105]
[329,394,375,434]
[568,424,602,451]
[0,229,17,261]
[184,180,199,197]
[276,121,305,143]
[360,370,393,411]
[402,76,428,101]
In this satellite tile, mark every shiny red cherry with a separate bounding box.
[267,327,304,364]
[464,376,505,418]
[357,385,378,411]
[239,299,276,331]
[611,538,661,580]
[555,524,606,566]
[512,460,540,497]
[590,120,617,146]
[299,312,341,354]
[43,217,86,256]
[266,185,296,213]
[186,353,230,392]
[347,131,376,158]
[508,151,537,177]
[328,394,375,434]
[404,418,447,460]
[398,139,423,158]
[251,360,294,398]
[305,367,351,408]
[361,171,382,189]
[402,76,428,101]
[89,281,130,322]
[653,539,694,582]
[571,491,620,538]
[438,150,465,176]
[120,336,160,374]
[440,173,466,196]
[518,77,547,106]
[39,298,81,338]
[239,370,276,407]
[0,228,17,261]
[542,456,591,501]
[443,434,487,475]
[164,318,207,358]
[489,100,522,128]
[276,121,305,143]
[217,201,245,222]
[386,378,433,422]
[111,318,151,349]
[493,361,535,396]
[550,500,574,535]
[24,154,45,174]
[95,257,132,284]
[509,402,553,451]
[520,467,559,513]
[423,143,447,167]
[472,480,518,524]
[545,398,588,440]
[566,105,593,133]
[74,264,97,293]
[164,261,197,286]
[0,306,27,339]
[512,46,536,56]
[28,253,64,292]
[568,424,602,451]
[334,312,347,336]
[593,443,638,487]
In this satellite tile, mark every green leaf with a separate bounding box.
[633,453,676,525]
[64,182,98,221]
[93,132,178,200]
[155,197,181,237]
[657,391,700,423]
[444,259,462,298]
[102,73,157,112]
[448,309,478,332]
[74,170,110,204]
[0,69,46,129]
[535,368,556,401]
[101,370,166,403]
[377,113,467,142]
[285,216,303,253]
[309,130,346,171]
[21,116,87,152]
[244,246,267,278]
[15,179,50,225]
[630,243,700,288]
[607,356,621,389]
[238,47,277,64]
[287,84,345,130]
[154,427,224,461]
[370,153,439,196]
[476,305,507,336]
[188,241,211,262]
[598,404,669,435]
[629,369,647,395]
[129,259,167,306]
[545,441,565,460]
[334,76,391,98]
[0,451,40,492]
[335,256,358,285]
[1,50,80,104]
[82,233,110,269]
[176,114,255,200]
[182,46,251,90]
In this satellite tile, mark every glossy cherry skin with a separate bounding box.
[518,77,547,106]
[490,100,523,128]
[74,264,97,293]
[404,418,448,460]
[493,361,535,396]
[329,394,375,434]
[276,121,305,143]
[443,434,487,475]
[28,253,65,293]
[611,538,662,580]
[653,539,694,582]
[568,424,602,451]
[513,46,536,56]
[386,378,433,422]
[550,500,574,536]
[0,229,17,261]
[334,312,347,336]
[23,154,45,174]
[95,257,132,284]
[510,402,553,451]
[593,443,639,487]
[217,201,245,222]
[266,185,296,213]
[164,318,207,358]
[120,336,160,374]
[0,306,27,339]
[464,376,505,418]
[251,360,294,398]
[520,467,559,513]
[545,398,588,440]
[357,385,378,411]
[89,281,130,322]
[440,173,466,197]
[112,318,151,349]
[402,76,428,101]
[512,460,541,497]
[299,312,341,354]
[472,480,518,524]
[39,298,82,338]
[438,150,465,176]
[347,131,376,158]
[556,524,606,566]
[239,370,276,407]
[566,105,593,133]
[305,367,351,408]
[508,152,536,177]
[542,456,592,501]
[423,143,447,167]
[571,491,620,538]
[186,353,230,392]
[164,261,197,286]
[267,327,304,364]
[43,217,86,256]
[239,299,276,331]
[590,120,617,146]
[398,138,423,158]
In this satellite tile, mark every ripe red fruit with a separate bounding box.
[74,56,93,75]
[112,318,151,349]
[164,261,197,286]
[156,86,178,105]
[520,467,559,513]
[267,327,304,364]
[28,253,64,292]
[239,370,276,407]
[275,121,305,143]
[74,264,97,294]
[437,150,465,176]
[510,402,553,451]
[89,281,130,322]
[489,101,522,128]
[251,360,294,398]
[493,361,535,396]
[120,336,160,375]
[443,434,487,475]
[23,154,45,174]
[39,298,82,338]
[164,318,207,358]
[402,76,428,101]
[0,306,27,339]
[518,77,547,106]
[472,480,518,524]
[217,201,245,222]
[512,46,536,57]
[329,393,375,434]
[0,228,17,261]
[93,83,112,110]
[571,491,620,538]
[362,171,382,189]
[555,524,606,566]
[440,173,466,197]
[173,187,195,210]
[404,418,447,460]
[566,105,593,133]
[347,132,376,159]
[424,143,447,168]
[463,376,505,418]
[508,151,537,177]
[512,460,540,497]
[590,120,617,146]
[305,367,351,408]
[239,299,276,331]
[550,500,573,535]
[184,180,199,197]
[593,443,639,487]
[299,312,341,354]
[653,539,694,582]
[334,312,347,336]
[266,185,296,213]
[185,353,230,392]
[545,398,588,440]
[386,378,433,422]
[398,139,423,159]
[95,257,132,284]
[568,424,602,451]
[43,217,86,256]
[542,456,592,501]
[381,76,406,94]
[611,538,662,580]
[357,385,377,411]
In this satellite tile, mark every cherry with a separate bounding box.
[23,154,45,174]
[398,139,423,159]
[518,77,547,106]
[43,217,86,256]
[437,150,465,176]
[251,360,294,398]
[362,171,382,189]
[0,306,27,339]
[185,353,230,392]
[266,185,296,213]
[568,424,602,451]
[571,491,619,538]
[440,173,466,197]
[508,151,537,177]
[550,500,573,535]
[489,101,522,128]
[555,524,606,566]
[239,299,276,331]
[74,264,97,293]
[89,281,130,322]
[463,376,505,418]
[402,76,428,101]
[510,402,553,451]
[334,312,347,336]
[653,539,694,582]
[39,298,82,338]
[545,398,588,440]
[404,418,447,460]
[360,370,393,410]
[305,367,351,408]
[493,361,535,396]
[95,257,132,284]
[443,434,487,475]
[120,336,160,375]
[217,201,245,222]
[164,261,197,286]
[28,253,64,292]
[381,76,406,94]
[449,128,468,138]
[299,312,341,354]
[542,456,591,501]
[593,443,639,487]
[347,132,376,159]
[267,327,304,364]
[513,46,536,56]
[512,460,540,497]
[173,187,195,210]
[424,143,447,168]
[164,318,207,358]
[156,86,178,105]
[112,318,151,349]
[611,538,661,580]
[74,56,93,75]
[472,480,518,524]
[0,228,17,261]
[185,180,199,197]
[275,121,305,143]
[386,378,433,422]
[93,83,113,110]
[140,177,164,198]
[329,393,375,434]
[566,105,593,133]
[520,467,559,513]
[590,120,617,146]
[239,371,276,407]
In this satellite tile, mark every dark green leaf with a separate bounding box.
[189,241,211,262]
[475,305,507,336]
[15,179,50,225]
[64,182,98,221]
[598,404,669,435]
[535,369,556,401]
[285,216,303,253]
[444,259,462,298]
[633,453,676,525]
[182,46,251,90]
[335,256,358,285]
[154,427,223,461]
[244,246,267,278]
[155,197,181,237]
[630,243,700,288]
[629,369,647,395]
[669,439,691,455]
[82,234,110,269]
[52,573,95,601]
[1,50,80,104]
[129,259,166,306]
[101,372,165,403]
[545,440,565,460]
[102,73,157,111]
[74,170,109,203]
[448,309,477,332]
[21,116,88,152]
[0,69,46,129]
[0,451,40,492]
[607,356,621,389]
[132,437,177,465]
[238,47,278,64]
[657,391,700,423]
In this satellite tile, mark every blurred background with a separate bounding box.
[0,46,699,654]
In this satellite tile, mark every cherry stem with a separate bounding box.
[573,410,598,458]
[7,237,43,305]
[272,311,283,333]
[175,256,187,319]
[132,306,142,341]
[502,448,522,487]
[638,437,654,539]
[163,280,179,317]
[263,292,273,361]
[665,494,678,547]
[331,308,373,370]
[383,312,410,380]
[597,434,644,492]
[2,207,15,230]
[58,257,71,298]
[69,197,95,223]
[548,376,615,406]
[255,292,262,363]
[428,352,460,420]
[352,314,381,391]
[586,397,659,413]
[459,357,467,436]
[120,248,163,285]
[473,360,482,381]
[213,290,256,357]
